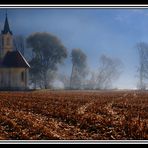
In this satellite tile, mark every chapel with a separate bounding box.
[0,13,30,90]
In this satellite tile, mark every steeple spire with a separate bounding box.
[1,11,13,57]
[6,9,7,17]
[1,11,13,35]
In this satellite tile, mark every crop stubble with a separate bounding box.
[0,90,148,140]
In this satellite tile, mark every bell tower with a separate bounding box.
[1,12,13,57]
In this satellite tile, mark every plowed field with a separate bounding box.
[0,90,148,140]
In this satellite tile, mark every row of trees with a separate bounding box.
[7,33,148,90]
[11,32,122,90]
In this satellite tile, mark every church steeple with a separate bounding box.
[1,12,13,57]
[1,12,13,35]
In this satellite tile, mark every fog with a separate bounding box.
[1,8,148,89]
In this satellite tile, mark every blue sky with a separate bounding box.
[1,8,148,89]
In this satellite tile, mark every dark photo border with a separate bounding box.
[0,4,148,144]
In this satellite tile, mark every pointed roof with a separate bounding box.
[1,13,13,35]
[0,50,30,68]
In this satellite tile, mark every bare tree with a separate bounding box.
[86,71,98,89]
[70,48,88,89]
[136,42,148,90]
[96,54,122,90]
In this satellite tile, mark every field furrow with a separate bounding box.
[0,90,148,140]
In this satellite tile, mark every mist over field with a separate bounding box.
[1,8,148,90]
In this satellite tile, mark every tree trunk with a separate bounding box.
[139,64,145,90]
[70,64,74,89]
[43,71,48,89]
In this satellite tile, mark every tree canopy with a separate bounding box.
[27,32,68,89]
[70,48,88,89]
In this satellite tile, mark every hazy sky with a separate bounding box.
[1,8,148,89]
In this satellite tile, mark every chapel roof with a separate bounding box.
[0,50,30,68]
